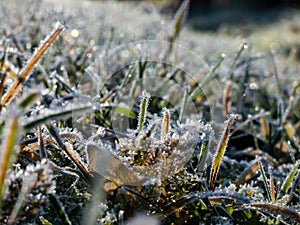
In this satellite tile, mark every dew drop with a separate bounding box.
[71,29,80,38]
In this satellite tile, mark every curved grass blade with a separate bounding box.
[209,115,235,190]
[162,190,250,217]
[1,22,65,107]
[23,104,93,130]
[244,203,300,223]
[0,116,19,207]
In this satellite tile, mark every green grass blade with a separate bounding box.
[197,140,210,171]
[209,115,235,190]
[137,90,150,130]
[258,160,272,202]
[281,161,300,194]
[179,85,189,122]
[39,216,53,225]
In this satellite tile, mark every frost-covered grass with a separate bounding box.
[0,0,300,224]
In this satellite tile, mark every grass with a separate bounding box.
[0,0,300,224]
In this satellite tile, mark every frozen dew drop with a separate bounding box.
[71,29,80,38]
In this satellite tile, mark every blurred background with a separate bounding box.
[117,0,300,31]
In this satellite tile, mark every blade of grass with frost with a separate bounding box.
[161,108,170,139]
[162,190,250,217]
[197,140,210,171]
[209,115,234,190]
[235,159,259,187]
[23,104,93,130]
[179,85,189,122]
[268,166,276,202]
[46,124,93,183]
[281,160,300,194]
[245,203,300,223]
[228,43,248,78]
[0,21,65,107]
[137,90,150,130]
[166,0,190,57]
[48,193,72,225]
[0,116,19,207]
[258,160,272,202]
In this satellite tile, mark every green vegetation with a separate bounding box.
[0,0,300,224]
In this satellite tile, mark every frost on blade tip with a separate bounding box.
[55,21,66,30]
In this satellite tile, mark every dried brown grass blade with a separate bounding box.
[1,22,64,107]
[46,124,93,183]
[235,159,259,187]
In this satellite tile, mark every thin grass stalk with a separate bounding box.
[0,116,19,207]
[179,85,189,122]
[228,43,248,78]
[209,114,235,190]
[1,22,65,107]
[258,160,272,202]
[166,0,190,56]
[197,140,210,171]
[38,126,47,159]
[268,166,276,202]
[224,82,231,116]
[260,111,270,139]
[270,49,285,127]
[189,53,225,101]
